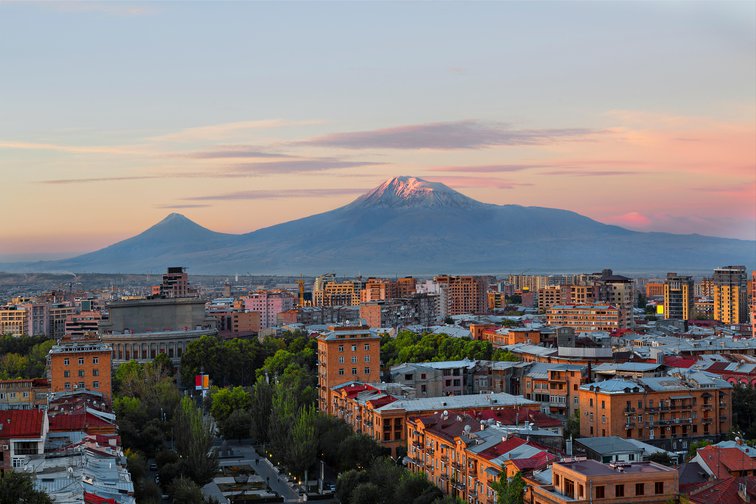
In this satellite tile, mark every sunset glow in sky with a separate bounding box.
[1,1,754,260]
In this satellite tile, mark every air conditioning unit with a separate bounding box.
[1,444,8,450]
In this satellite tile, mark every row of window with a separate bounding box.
[0,391,30,399]
[338,356,370,364]
[338,367,371,376]
[63,381,100,390]
[63,369,99,378]
[338,344,371,352]
[62,357,99,365]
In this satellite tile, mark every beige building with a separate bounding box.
[663,273,694,320]
[713,265,748,324]
[0,306,28,336]
[546,304,620,332]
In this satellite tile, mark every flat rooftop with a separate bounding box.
[556,460,674,477]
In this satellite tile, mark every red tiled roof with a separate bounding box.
[343,384,377,398]
[663,356,698,368]
[367,395,397,408]
[511,451,558,471]
[0,410,44,438]
[479,437,528,460]
[688,476,756,504]
[49,412,113,433]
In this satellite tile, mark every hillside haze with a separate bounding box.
[7,177,754,274]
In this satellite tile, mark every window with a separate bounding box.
[93,381,99,389]
[78,370,85,377]
[64,382,71,390]
[92,369,99,377]
[654,482,664,494]
[364,355,370,362]
[601,400,605,409]
[351,356,357,364]
[590,398,593,407]
[22,392,28,398]
[351,368,357,375]
[78,358,84,365]
[595,486,605,498]
[364,367,370,375]
[338,368,344,376]
[64,370,70,378]
[421,373,426,379]
[92,357,99,364]
[64,358,69,366]
[351,344,357,352]
[636,483,644,496]
[364,344,370,351]
[78,382,84,389]
[602,415,606,424]
[615,484,624,498]
[573,384,577,390]
[338,345,344,352]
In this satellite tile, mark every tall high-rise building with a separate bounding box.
[595,269,634,328]
[316,325,380,414]
[242,290,295,329]
[663,273,694,320]
[713,265,748,324]
[433,275,488,315]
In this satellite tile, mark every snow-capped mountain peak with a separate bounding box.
[350,176,483,209]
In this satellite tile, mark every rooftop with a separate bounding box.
[556,459,674,477]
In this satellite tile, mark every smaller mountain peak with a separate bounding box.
[160,212,190,223]
[349,176,483,209]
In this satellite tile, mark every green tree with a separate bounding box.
[687,439,712,460]
[170,476,204,504]
[249,379,273,444]
[268,382,297,465]
[174,397,218,485]
[289,405,318,478]
[338,434,383,471]
[492,349,520,362]
[336,469,368,504]
[351,482,381,504]
[648,452,673,466]
[490,471,526,504]
[210,386,251,424]
[564,409,581,440]
[0,470,53,504]
[732,385,756,439]
[219,408,252,441]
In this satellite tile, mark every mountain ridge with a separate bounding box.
[3,177,754,274]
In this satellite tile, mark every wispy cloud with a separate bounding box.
[149,119,321,144]
[182,146,294,160]
[425,175,533,190]
[302,120,596,150]
[39,175,161,185]
[0,140,141,155]
[184,187,367,201]
[231,159,382,174]
[543,169,635,177]
[155,204,212,209]
[431,164,549,173]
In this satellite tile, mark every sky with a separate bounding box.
[1,1,754,260]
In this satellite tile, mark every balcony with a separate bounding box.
[13,448,40,455]
[452,462,462,470]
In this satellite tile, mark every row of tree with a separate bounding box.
[380,330,519,367]
[0,335,53,380]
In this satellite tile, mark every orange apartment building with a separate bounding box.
[407,412,557,504]
[530,459,678,504]
[48,336,113,402]
[314,280,362,306]
[546,304,620,332]
[522,363,587,416]
[361,278,397,302]
[0,379,49,410]
[435,275,488,315]
[64,311,102,338]
[329,381,539,456]
[579,372,732,452]
[0,306,28,336]
[317,325,381,414]
[646,282,665,298]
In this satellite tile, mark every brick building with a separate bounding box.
[579,372,732,452]
[546,304,621,332]
[48,336,113,402]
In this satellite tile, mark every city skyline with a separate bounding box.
[1,1,754,260]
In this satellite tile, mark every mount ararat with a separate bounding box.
[5,177,754,275]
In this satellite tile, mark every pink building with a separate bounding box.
[243,290,295,329]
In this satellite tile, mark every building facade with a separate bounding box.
[48,336,113,401]
[713,265,748,324]
[664,273,694,320]
[546,304,620,332]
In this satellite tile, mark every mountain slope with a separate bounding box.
[7,177,754,274]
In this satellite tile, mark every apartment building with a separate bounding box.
[646,282,665,298]
[713,265,748,324]
[316,325,381,414]
[595,270,634,329]
[242,290,295,328]
[48,336,113,401]
[0,379,49,410]
[546,304,621,332]
[530,459,678,504]
[434,275,489,315]
[0,409,48,471]
[664,273,695,320]
[64,311,102,338]
[406,412,557,504]
[328,382,538,456]
[522,363,587,416]
[579,371,732,452]
[0,306,27,335]
[313,279,363,307]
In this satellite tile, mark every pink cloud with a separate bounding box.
[604,212,653,228]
